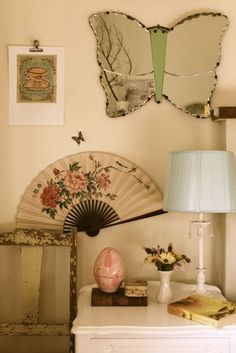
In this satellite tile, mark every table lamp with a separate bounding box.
[163,150,236,295]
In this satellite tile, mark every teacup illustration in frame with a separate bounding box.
[17,55,56,103]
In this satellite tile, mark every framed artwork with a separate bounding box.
[8,46,64,125]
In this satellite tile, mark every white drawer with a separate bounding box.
[90,338,229,353]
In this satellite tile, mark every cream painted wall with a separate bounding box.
[0,0,236,341]
[225,122,236,301]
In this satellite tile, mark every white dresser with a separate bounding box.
[71,281,236,353]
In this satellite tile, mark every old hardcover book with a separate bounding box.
[91,287,148,306]
[168,295,236,328]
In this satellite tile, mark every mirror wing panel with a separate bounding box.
[89,12,153,75]
[165,13,228,76]
[163,72,216,117]
[101,71,155,117]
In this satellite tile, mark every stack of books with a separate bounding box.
[91,280,148,306]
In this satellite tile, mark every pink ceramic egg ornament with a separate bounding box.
[94,247,125,293]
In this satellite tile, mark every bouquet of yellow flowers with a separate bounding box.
[143,243,191,271]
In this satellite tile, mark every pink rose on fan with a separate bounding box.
[64,170,88,194]
[96,172,111,190]
[40,184,60,208]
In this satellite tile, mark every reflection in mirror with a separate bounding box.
[89,12,228,119]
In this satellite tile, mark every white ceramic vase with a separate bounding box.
[157,270,173,304]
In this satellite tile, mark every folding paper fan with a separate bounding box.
[16,152,164,236]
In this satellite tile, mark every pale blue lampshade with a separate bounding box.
[163,151,236,213]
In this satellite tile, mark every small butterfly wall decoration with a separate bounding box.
[89,11,228,119]
[71,131,85,147]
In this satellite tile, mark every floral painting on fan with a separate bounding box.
[143,243,191,271]
[16,151,164,235]
[33,153,151,219]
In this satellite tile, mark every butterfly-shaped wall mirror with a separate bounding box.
[89,11,228,119]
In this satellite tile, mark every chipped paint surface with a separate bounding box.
[21,246,42,323]
[0,228,71,246]
[0,228,78,353]
[0,323,69,335]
